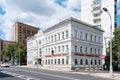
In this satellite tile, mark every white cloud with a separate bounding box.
[0,0,81,41]
[67,0,81,10]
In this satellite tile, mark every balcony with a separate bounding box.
[91,10,101,15]
[93,0,101,5]
[92,3,101,8]
[93,16,101,21]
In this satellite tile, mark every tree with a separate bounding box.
[105,27,120,71]
[1,42,27,65]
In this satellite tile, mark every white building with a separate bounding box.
[81,0,115,56]
[27,17,103,70]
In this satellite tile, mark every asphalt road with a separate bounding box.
[0,67,112,80]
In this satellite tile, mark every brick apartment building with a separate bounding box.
[0,39,14,63]
[12,22,39,44]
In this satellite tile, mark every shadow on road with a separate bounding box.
[0,72,14,78]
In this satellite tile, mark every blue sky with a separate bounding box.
[117,1,120,26]
[0,0,119,40]
[0,6,5,15]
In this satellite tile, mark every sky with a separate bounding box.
[0,0,119,41]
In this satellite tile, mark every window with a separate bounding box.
[46,60,47,64]
[45,49,47,54]
[55,59,56,64]
[80,32,83,39]
[94,36,96,42]
[75,59,78,65]
[86,59,88,65]
[58,33,60,40]
[94,49,96,54]
[75,46,77,52]
[48,48,50,54]
[58,59,60,64]
[98,49,100,55]
[62,46,64,52]
[66,45,69,52]
[90,35,93,41]
[85,33,88,40]
[91,60,93,65]
[80,46,82,53]
[80,59,83,65]
[55,47,57,53]
[55,35,57,41]
[95,60,97,65]
[42,39,44,44]
[98,37,100,43]
[48,36,50,42]
[51,36,53,42]
[66,31,69,38]
[90,48,92,54]
[66,59,68,64]
[99,60,101,65]
[48,59,50,64]
[45,37,47,43]
[85,47,87,53]
[62,32,64,39]
[58,46,60,52]
[74,30,77,38]
[62,59,64,64]
[51,48,53,54]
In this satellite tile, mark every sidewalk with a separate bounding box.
[89,72,120,80]
[19,66,120,80]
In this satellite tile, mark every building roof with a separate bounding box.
[44,17,104,32]
[15,22,40,30]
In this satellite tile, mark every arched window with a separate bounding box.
[75,59,78,65]
[86,59,88,65]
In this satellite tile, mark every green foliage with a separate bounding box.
[105,27,120,71]
[2,42,27,65]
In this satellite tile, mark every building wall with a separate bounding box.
[71,20,103,69]
[12,22,39,44]
[81,0,115,56]
[27,18,103,70]
[81,0,93,25]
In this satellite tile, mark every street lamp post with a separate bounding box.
[103,8,114,78]
[19,49,20,66]
[66,48,69,71]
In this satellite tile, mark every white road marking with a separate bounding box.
[1,70,40,80]
[3,68,80,80]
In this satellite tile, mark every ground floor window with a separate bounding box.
[62,59,64,64]
[58,59,60,64]
[99,60,101,65]
[91,60,93,65]
[48,59,50,64]
[46,60,47,64]
[95,60,97,65]
[55,59,56,64]
[75,59,78,65]
[80,59,83,65]
[85,59,88,65]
